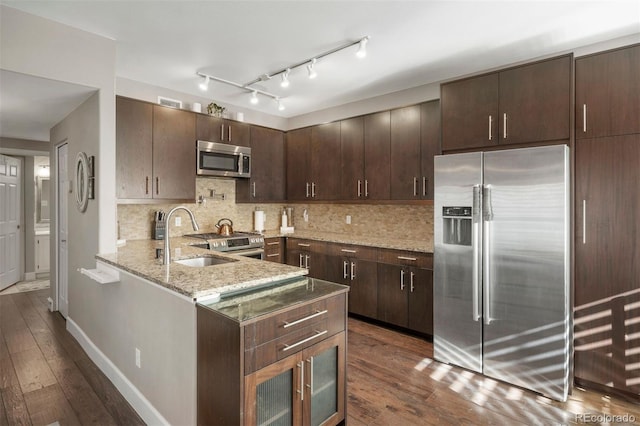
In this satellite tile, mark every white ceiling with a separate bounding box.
[1,1,639,141]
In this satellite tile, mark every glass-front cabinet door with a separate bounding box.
[245,354,303,426]
[303,333,346,426]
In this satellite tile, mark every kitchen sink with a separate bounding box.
[174,256,235,267]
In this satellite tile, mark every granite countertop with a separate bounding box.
[96,238,308,301]
[262,230,433,253]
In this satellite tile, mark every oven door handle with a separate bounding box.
[231,247,265,258]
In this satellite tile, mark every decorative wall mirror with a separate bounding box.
[36,176,50,223]
[75,151,93,212]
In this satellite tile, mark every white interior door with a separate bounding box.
[0,155,22,290]
[57,143,69,317]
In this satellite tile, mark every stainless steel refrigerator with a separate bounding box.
[433,145,571,402]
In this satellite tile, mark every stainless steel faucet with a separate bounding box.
[163,206,199,265]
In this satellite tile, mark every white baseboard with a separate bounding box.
[66,317,169,426]
[24,272,36,281]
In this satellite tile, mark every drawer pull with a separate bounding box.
[267,253,280,258]
[267,241,280,246]
[283,330,328,352]
[340,249,356,253]
[283,310,328,329]
[298,243,311,247]
[397,256,417,261]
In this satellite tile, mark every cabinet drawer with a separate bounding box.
[287,238,327,254]
[377,249,433,269]
[244,294,346,374]
[326,243,377,261]
[244,294,345,348]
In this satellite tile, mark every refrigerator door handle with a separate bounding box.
[483,184,493,325]
[472,184,482,322]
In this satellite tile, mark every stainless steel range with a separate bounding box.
[185,231,265,259]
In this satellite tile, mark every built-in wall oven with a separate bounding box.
[185,231,264,259]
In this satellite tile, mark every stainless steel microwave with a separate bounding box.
[197,140,251,178]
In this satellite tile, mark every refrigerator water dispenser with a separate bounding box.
[442,206,472,246]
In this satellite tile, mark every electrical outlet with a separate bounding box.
[175,216,182,226]
[346,215,351,225]
[136,348,141,368]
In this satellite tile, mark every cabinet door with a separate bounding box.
[390,105,421,199]
[244,353,303,426]
[350,259,378,319]
[226,120,251,147]
[363,111,391,200]
[441,73,499,151]
[303,332,345,426]
[153,106,196,200]
[376,264,408,327]
[420,100,440,200]
[576,44,640,139]
[574,135,640,392]
[340,117,365,200]
[286,128,311,200]
[196,114,224,143]
[308,253,326,280]
[116,97,153,199]
[498,55,571,144]
[408,268,433,334]
[238,127,285,202]
[311,123,341,200]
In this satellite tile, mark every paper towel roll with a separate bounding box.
[254,210,265,232]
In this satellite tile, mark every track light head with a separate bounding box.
[307,59,317,79]
[199,75,210,91]
[280,68,290,88]
[356,37,369,58]
[250,90,259,105]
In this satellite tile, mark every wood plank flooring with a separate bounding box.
[2,288,639,425]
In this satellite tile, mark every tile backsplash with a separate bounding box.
[117,178,433,241]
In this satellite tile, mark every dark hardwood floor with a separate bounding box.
[2,288,639,425]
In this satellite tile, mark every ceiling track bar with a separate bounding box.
[196,72,281,100]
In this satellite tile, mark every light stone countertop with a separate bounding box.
[96,238,308,301]
[262,230,433,253]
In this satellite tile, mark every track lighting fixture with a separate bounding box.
[250,91,259,105]
[199,75,210,91]
[307,58,318,79]
[280,68,290,88]
[356,37,369,58]
[196,35,368,112]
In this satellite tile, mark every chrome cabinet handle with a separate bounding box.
[284,330,328,353]
[145,176,149,194]
[357,180,362,197]
[155,177,159,195]
[252,182,256,197]
[582,199,587,245]
[267,241,280,246]
[228,125,231,141]
[311,182,316,198]
[413,177,418,196]
[283,309,328,329]
[220,124,224,141]
[488,115,493,140]
[400,270,405,290]
[305,254,310,269]
[267,253,280,258]
[298,243,311,247]
[583,104,587,133]
[307,357,314,393]
[410,271,415,292]
[343,260,349,279]
[340,249,356,253]
[351,261,356,280]
[422,177,427,197]
[503,113,508,139]
[365,180,369,197]
[306,182,310,198]
[299,253,304,268]
[297,362,304,401]
[397,256,417,261]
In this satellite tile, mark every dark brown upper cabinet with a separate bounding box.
[442,55,571,151]
[363,111,391,200]
[311,122,342,200]
[576,44,640,139]
[390,105,422,199]
[116,97,195,201]
[285,128,311,201]
[420,100,440,200]
[236,126,285,203]
[195,114,250,146]
[340,116,365,200]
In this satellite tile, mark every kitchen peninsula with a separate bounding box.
[83,238,347,425]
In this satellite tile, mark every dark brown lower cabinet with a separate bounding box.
[325,246,378,319]
[197,283,348,426]
[285,239,327,279]
[244,332,346,426]
[575,134,640,397]
[376,264,433,335]
[264,237,284,263]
